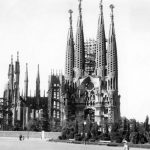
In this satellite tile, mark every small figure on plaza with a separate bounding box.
[123,139,129,150]
[19,134,22,141]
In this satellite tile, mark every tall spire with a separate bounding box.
[95,0,106,78]
[15,52,20,75]
[110,4,114,22]
[79,0,82,15]
[8,55,15,126]
[8,55,13,77]
[69,9,73,29]
[65,9,74,83]
[17,51,19,62]
[14,52,20,120]
[74,0,85,79]
[107,4,118,91]
[8,55,14,89]
[24,64,29,128]
[36,64,40,102]
[100,0,103,13]
[37,64,40,81]
[77,0,83,27]
[24,63,28,98]
[11,55,13,64]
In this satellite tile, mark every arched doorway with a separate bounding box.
[84,108,95,122]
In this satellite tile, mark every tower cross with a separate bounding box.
[110,4,115,21]
[17,51,19,61]
[100,0,103,6]
[11,55,13,64]
[26,63,28,70]
[110,4,115,15]
[68,9,73,27]
[99,0,103,11]
[78,0,82,14]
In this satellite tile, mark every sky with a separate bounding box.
[0,0,150,122]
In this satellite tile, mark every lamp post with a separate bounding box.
[84,121,87,145]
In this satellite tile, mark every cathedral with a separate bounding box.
[2,0,120,131]
[63,0,120,129]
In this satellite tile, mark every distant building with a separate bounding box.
[47,72,64,130]
[2,0,120,131]
[3,56,48,130]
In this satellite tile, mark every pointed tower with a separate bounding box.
[15,52,20,93]
[8,55,15,126]
[48,74,52,121]
[8,55,14,93]
[36,64,40,108]
[15,52,20,86]
[65,9,74,83]
[24,63,28,98]
[95,0,106,78]
[23,63,29,127]
[74,0,85,80]
[107,5,120,123]
[107,4,118,92]
[14,52,20,121]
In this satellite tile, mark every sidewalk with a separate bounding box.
[0,137,48,142]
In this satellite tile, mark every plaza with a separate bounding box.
[0,138,148,150]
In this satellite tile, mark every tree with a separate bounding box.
[130,119,138,132]
[91,122,98,139]
[122,118,130,141]
[144,115,149,132]
[105,123,109,135]
[110,122,123,143]
[123,118,128,135]
[0,97,15,130]
[74,120,78,134]
[26,119,43,131]
[85,116,92,139]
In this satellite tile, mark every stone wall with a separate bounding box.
[0,131,61,139]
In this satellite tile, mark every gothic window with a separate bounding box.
[57,111,59,118]
[57,102,60,109]
[104,108,108,114]
[111,78,112,90]
[53,91,57,98]
[57,91,60,98]
[53,101,56,108]
[53,110,56,118]
[113,77,115,89]
[90,101,92,106]
[108,80,110,90]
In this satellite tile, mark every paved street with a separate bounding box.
[0,138,148,150]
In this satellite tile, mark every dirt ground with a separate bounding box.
[0,137,148,150]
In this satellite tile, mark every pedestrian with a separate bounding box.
[123,140,129,150]
[19,134,22,141]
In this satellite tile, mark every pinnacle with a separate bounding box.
[110,4,115,16]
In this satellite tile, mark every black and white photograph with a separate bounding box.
[0,0,150,149]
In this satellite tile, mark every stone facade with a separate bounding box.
[64,1,120,130]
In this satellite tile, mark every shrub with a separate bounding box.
[89,138,96,142]
[74,134,82,141]
[58,136,62,140]
[110,132,123,143]
[99,133,110,141]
